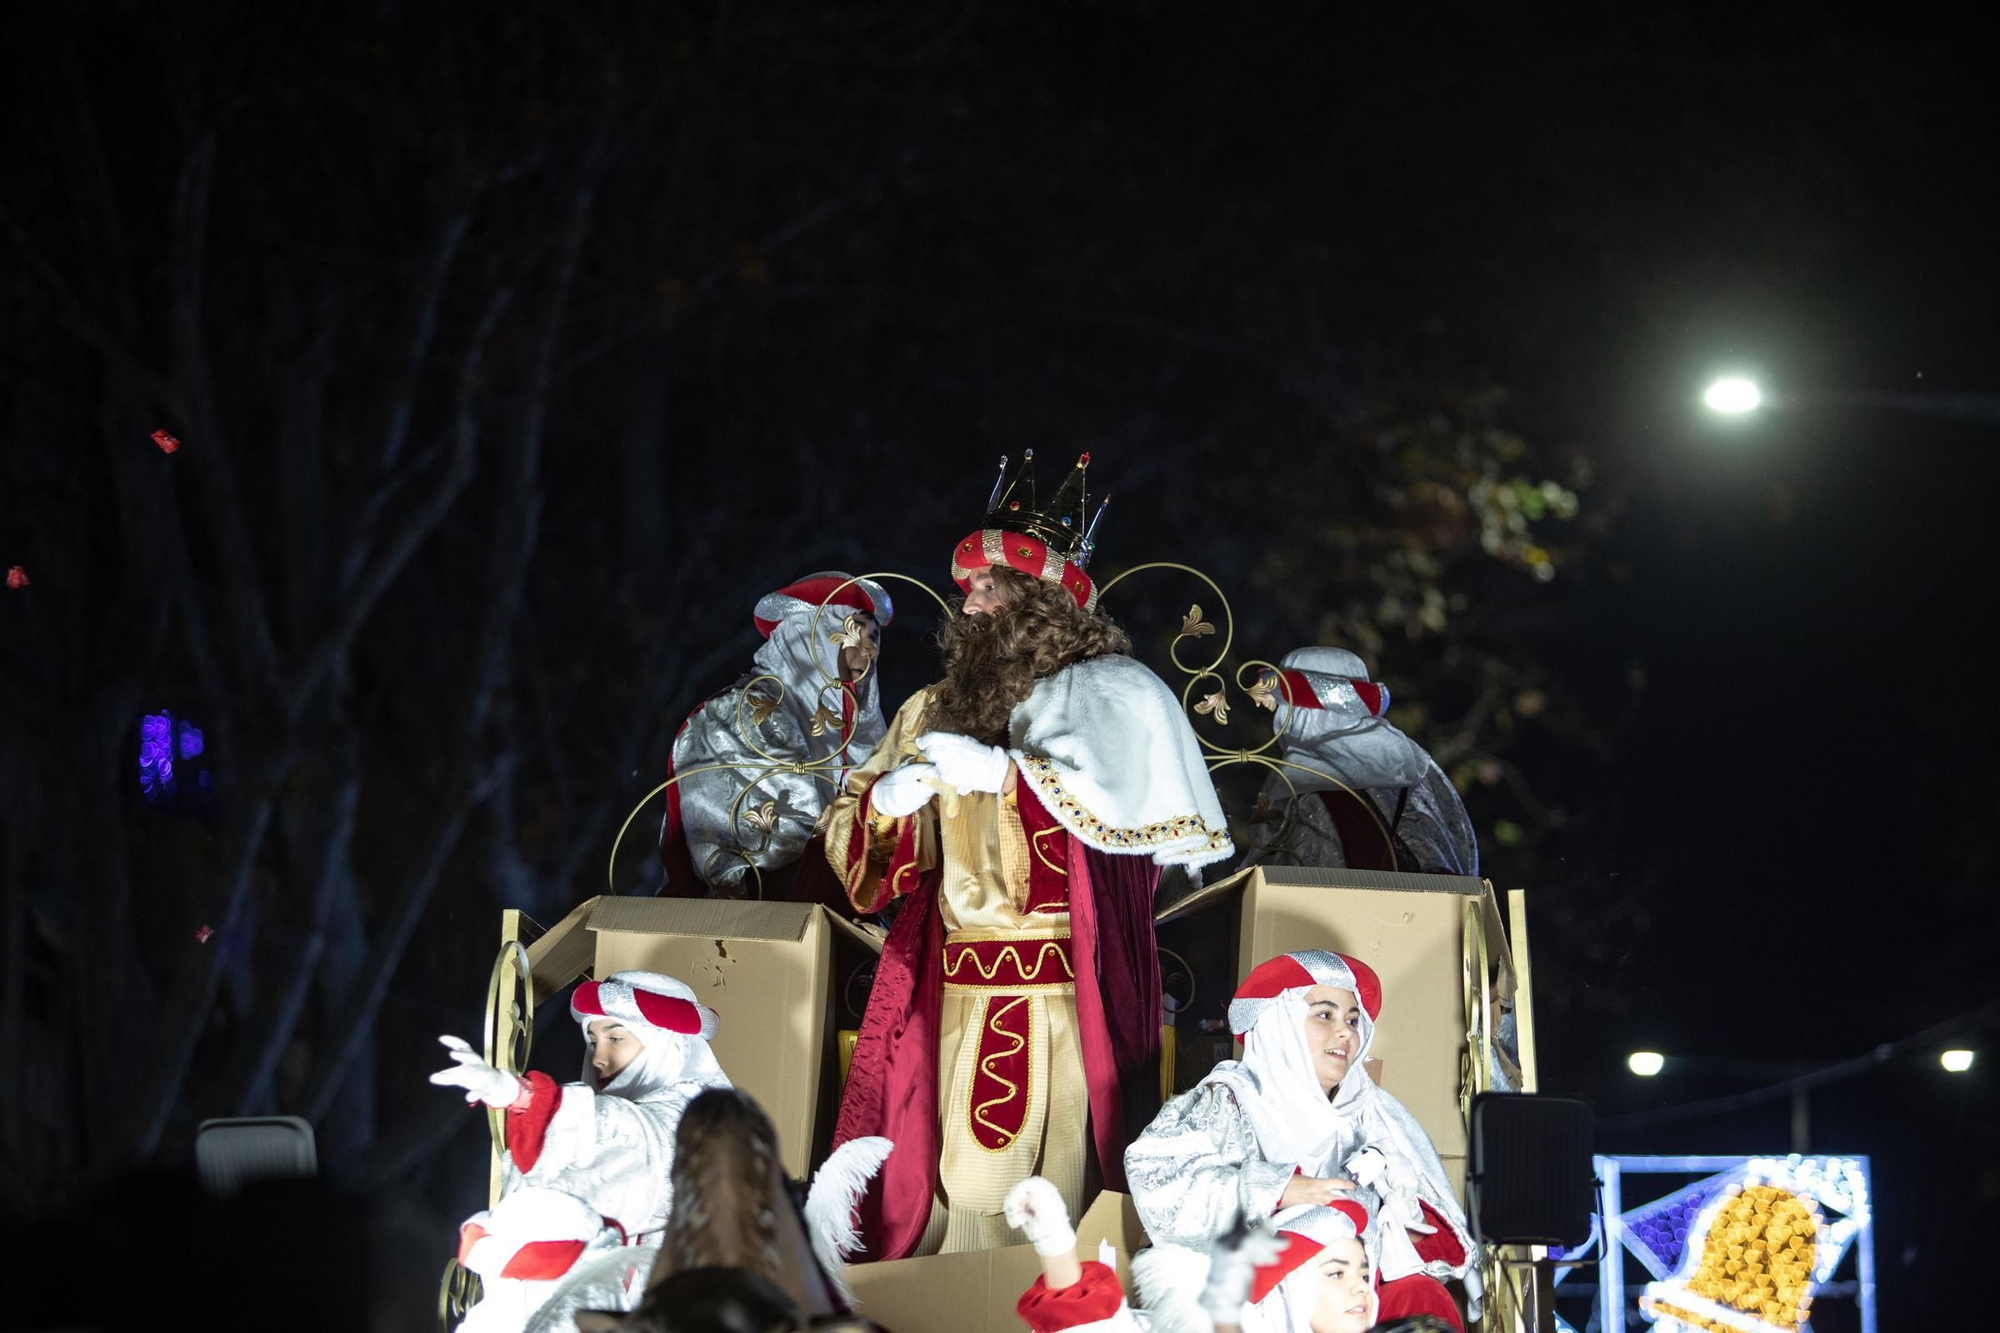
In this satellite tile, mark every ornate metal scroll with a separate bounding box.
[483,938,533,1189]
[438,1256,482,1333]
[1092,561,1402,868]
[605,572,955,899]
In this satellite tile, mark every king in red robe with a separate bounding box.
[825,453,1234,1259]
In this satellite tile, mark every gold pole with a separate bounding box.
[1507,889,1539,1093]
[484,910,535,1206]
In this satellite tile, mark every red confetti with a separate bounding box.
[195,925,214,944]
[5,566,26,589]
[151,429,181,455]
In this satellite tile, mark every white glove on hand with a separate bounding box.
[429,1035,527,1108]
[1344,1147,1389,1190]
[1004,1176,1077,1258]
[1382,1189,1438,1236]
[914,732,1010,794]
[1201,1214,1288,1325]
[1381,1153,1426,1204]
[870,763,940,818]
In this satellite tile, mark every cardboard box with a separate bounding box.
[845,1191,1150,1333]
[536,896,838,1178]
[1159,865,1484,1164]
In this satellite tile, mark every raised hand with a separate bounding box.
[428,1034,527,1108]
[1004,1176,1078,1257]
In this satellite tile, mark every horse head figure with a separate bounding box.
[574,1087,886,1333]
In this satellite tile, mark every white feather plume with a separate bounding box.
[804,1136,893,1303]
[1130,1243,1216,1333]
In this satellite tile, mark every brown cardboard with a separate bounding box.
[524,895,599,1004]
[584,896,833,1178]
[844,1191,1150,1333]
[1163,866,1483,1162]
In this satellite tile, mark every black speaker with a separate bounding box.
[1466,1092,1595,1246]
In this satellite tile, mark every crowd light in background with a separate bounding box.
[1628,1051,1666,1077]
[1940,1049,1975,1073]
[1702,376,1763,414]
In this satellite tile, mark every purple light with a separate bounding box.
[139,711,175,798]
[176,721,204,759]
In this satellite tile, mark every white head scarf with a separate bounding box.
[1210,951,1382,1168]
[570,970,731,1101]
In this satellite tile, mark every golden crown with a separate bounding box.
[981,450,1111,569]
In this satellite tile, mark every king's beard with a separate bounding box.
[927,609,1044,746]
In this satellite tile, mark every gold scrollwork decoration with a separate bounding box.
[483,940,533,1161]
[438,1257,483,1333]
[1094,564,1399,870]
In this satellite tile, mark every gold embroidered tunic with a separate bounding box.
[829,690,1089,1255]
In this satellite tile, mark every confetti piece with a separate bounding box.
[5,566,26,589]
[151,429,181,455]
[195,925,214,944]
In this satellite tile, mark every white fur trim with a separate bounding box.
[1007,656,1234,869]
[805,1136,893,1306]
[1131,1244,1215,1333]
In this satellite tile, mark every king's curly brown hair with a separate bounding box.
[927,565,1131,744]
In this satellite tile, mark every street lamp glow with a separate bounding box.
[1703,377,1763,414]
[1628,1051,1665,1077]
[1941,1049,1975,1073]
[1704,377,1763,412]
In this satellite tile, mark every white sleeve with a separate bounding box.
[1123,1084,1296,1249]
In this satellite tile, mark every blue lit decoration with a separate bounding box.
[1552,1155,1876,1333]
[138,710,211,805]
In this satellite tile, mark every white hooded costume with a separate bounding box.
[1243,647,1478,876]
[1125,951,1478,1313]
[499,971,732,1242]
[456,1187,633,1333]
[661,573,892,895]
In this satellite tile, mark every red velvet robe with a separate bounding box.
[830,772,1162,1262]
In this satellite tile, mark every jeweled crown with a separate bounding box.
[981,450,1111,569]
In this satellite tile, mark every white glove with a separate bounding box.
[1344,1147,1389,1190]
[1382,1190,1438,1236]
[870,763,940,818]
[914,732,1010,794]
[1003,1177,1077,1258]
[429,1035,527,1108]
[1381,1152,1425,1203]
[1201,1214,1288,1324]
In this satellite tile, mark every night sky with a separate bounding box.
[4,3,1997,1325]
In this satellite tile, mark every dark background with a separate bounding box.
[3,3,1995,1325]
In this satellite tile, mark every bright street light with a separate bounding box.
[1941,1049,1975,1073]
[1628,1051,1665,1076]
[1703,377,1763,414]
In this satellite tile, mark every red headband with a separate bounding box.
[571,981,706,1034]
[1275,669,1385,717]
[1249,1199,1370,1304]
[948,530,1098,612]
